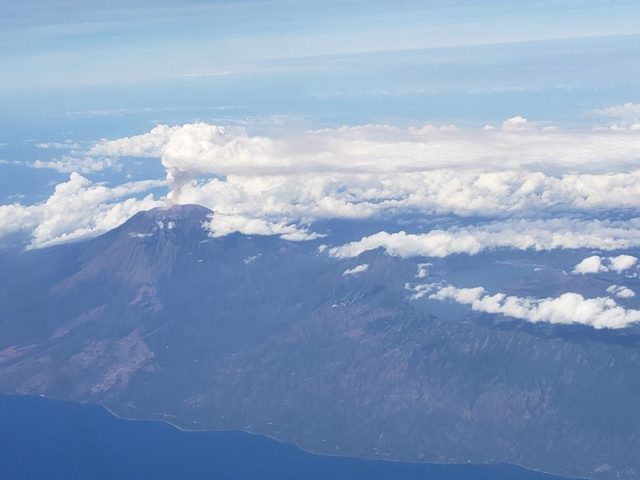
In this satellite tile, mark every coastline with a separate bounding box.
[3,392,590,480]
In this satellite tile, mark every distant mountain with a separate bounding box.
[1,205,639,480]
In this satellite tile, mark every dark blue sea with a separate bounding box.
[0,394,575,480]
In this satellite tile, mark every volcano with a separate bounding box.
[1,205,639,479]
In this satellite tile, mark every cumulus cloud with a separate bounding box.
[428,284,640,329]
[607,285,636,299]
[501,116,530,131]
[0,173,164,248]
[342,263,369,276]
[89,124,179,158]
[573,254,638,274]
[90,123,274,200]
[573,255,606,274]
[205,213,321,241]
[610,254,638,272]
[329,219,640,258]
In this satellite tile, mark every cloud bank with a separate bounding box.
[90,121,640,178]
[88,121,640,223]
[329,219,640,258]
[4,115,640,247]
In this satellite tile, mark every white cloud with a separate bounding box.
[169,169,640,235]
[609,254,638,273]
[573,254,638,274]
[88,122,640,220]
[0,203,39,237]
[89,124,179,158]
[204,212,321,241]
[329,219,640,259]
[342,263,369,276]
[416,262,431,278]
[501,116,530,131]
[607,285,636,299]
[405,282,432,300]
[573,255,606,274]
[429,285,640,329]
[92,121,640,177]
[0,173,164,249]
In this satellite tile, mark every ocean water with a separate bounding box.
[0,394,574,480]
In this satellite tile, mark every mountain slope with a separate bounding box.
[0,205,639,479]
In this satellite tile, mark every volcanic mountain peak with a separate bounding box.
[136,203,212,220]
[55,205,214,291]
[120,204,213,235]
[87,203,214,252]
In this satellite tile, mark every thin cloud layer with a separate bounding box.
[31,156,121,174]
[428,285,640,329]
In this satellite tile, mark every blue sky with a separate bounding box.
[1,0,640,255]
[0,1,638,131]
[2,1,639,121]
[2,0,640,90]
